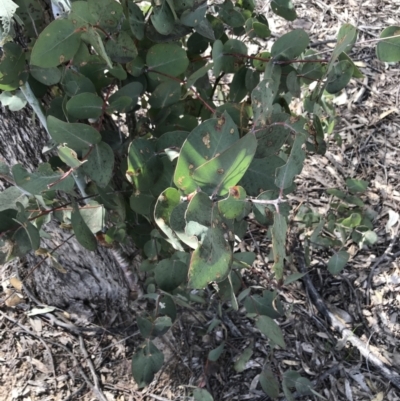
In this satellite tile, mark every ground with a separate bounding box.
[1,1,400,400]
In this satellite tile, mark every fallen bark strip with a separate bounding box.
[294,246,400,391]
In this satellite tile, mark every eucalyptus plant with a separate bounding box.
[1,0,399,398]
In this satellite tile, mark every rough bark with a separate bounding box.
[0,105,133,326]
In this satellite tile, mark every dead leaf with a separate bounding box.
[9,277,22,291]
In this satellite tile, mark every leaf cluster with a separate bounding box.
[0,0,398,398]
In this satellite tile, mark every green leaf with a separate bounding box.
[338,52,364,78]
[218,186,246,219]
[82,142,114,188]
[245,69,260,92]
[0,42,28,90]
[155,257,188,292]
[377,26,400,62]
[283,370,301,389]
[126,56,145,77]
[108,64,125,80]
[81,28,113,69]
[108,81,142,112]
[188,227,232,289]
[13,219,40,253]
[193,388,214,401]
[331,24,357,63]
[275,133,306,190]
[240,156,284,196]
[169,203,198,249]
[222,39,247,73]
[0,209,17,233]
[326,60,354,94]
[130,191,155,216]
[256,315,286,348]
[68,1,97,28]
[47,116,101,151]
[30,19,81,67]
[295,377,314,396]
[346,178,368,193]
[253,21,271,38]
[66,92,103,119]
[131,341,164,388]
[208,341,225,361]
[15,0,46,39]
[58,145,84,168]
[271,213,287,280]
[0,187,27,212]
[61,68,96,97]
[187,32,209,54]
[212,39,224,77]
[187,62,213,87]
[12,163,74,195]
[260,366,280,398]
[229,67,248,102]
[181,2,207,27]
[219,0,245,28]
[151,1,175,35]
[286,70,300,97]
[341,213,362,228]
[233,341,253,372]
[71,204,97,251]
[147,43,189,81]
[30,66,61,86]
[0,90,26,111]
[255,114,291,158]
[337,25,357,54]
[1,0,18,37]
[88,0,123,33]
[192,133,257,196]
[127,139,163,192]
[127,1,145,40]
[149,80,181,109]
[105,31,138,63]
[174,112,240,194]
[271,0,297,21]
[284,272,307,285]
[327,250,349,275]
[78,202,105,234]
[271,29,309,61]
[251,72,281,126]
[154,188,185,251]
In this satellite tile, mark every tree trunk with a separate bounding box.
[0,105,133,326]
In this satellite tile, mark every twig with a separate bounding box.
[79,335,108,401]
[295,246,400,391]
[64,383,86,401]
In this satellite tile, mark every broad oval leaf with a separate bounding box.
[131,341,164,388]
[188,227,232,289]
[260,366,280,398]
[66,92,103,119]
[30,19,81,67]
[271,29,309,61]
[271,0,297,21]
[327,250,349,275]
[149,81,181,109]
[82,142,114,187]
[71,204,97,251]
[147,43,189,81]
[377,26,400,62]
[256,315,286,349]
[47,116,101,151]
[192,133,257,196]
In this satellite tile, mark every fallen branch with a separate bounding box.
[295,246,400,391]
